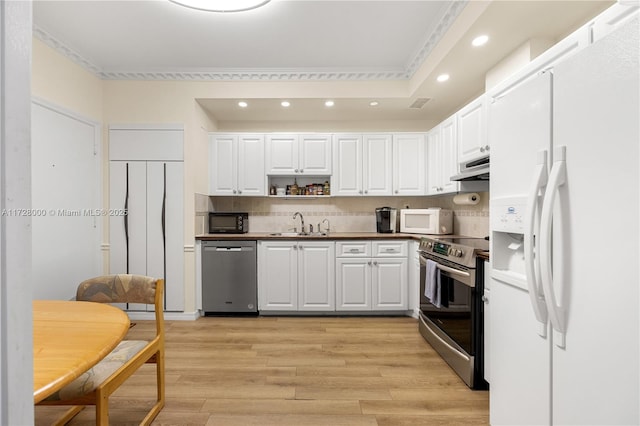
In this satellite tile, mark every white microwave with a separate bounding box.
[400,208,453,235]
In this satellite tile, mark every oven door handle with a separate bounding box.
[437,264,470,278]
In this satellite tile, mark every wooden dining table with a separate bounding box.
[33,300,130,403]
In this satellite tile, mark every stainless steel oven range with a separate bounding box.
[418,236,489,390]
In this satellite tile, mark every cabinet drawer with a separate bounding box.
[336,241,371,257]
[372,241,407,257]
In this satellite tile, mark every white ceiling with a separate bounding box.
[32,0,613,126]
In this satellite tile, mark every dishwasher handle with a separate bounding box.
[203,246,254,252]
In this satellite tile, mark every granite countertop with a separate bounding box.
[195,232,425,241]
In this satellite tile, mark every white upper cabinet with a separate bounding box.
[332,134,363,196]
[393,133,426,195]
[427,116,459,195]
[457,94,489,164]
[210,134,265,196]
[266,133,331,175]
[363,134,393,196]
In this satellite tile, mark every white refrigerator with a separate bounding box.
[488,17,639,425]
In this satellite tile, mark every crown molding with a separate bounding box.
[33,1,466,82]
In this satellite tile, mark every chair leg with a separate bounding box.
[95,390,109,426]
[51,405,85,426]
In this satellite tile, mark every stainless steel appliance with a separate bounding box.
[208,212,248,234]
[375,207,397,233]
[201,240,257,314]
[418,236,489,389]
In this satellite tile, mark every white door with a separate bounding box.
[392,133,425,195]
[550,21,639,425]
[457,95,487,164]
[488,71,553,425]
[335,258,371,311]
[258,241,298,311]
[299,134,331,175]
[266,134,298,175]
[237,134,265,196]
[372,258,407,310]
[439,115,460,194]
[297,242,335,311]
[159,162,184,312]
[209,134,237,195]
[332,134,362,196]
[362,134,392,196]
[426,128,441,196]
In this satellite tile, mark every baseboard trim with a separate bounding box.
[127,310,199,321]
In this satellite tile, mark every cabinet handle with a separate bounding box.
[294,169,299,173]
[373,261,378,266]
[300,169,304,173]
[482,295,489,303]
[394,190,399,194]
[364,190,368,194]
[238,190,242,194]
[480,147,485,153]
[368,261,372,266]
[294,245,298,250]
[359,190,363,194]
[233,189,237,194]
[485,145,490,151]
[349,248,360,253]
[385,248,396,252]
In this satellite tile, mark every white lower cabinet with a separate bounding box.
[258,240,335,311]
[335,241,408,311]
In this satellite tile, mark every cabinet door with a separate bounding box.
[299,134,331,175]
[150,162,184,312]
[393,133,425,195]
[209,134,237,195]
[266,134,299,175]
[363,134,392,196]
[258,242,298,311]
[298,242,335,311]
[332,134,362,196]
[237,134,265,196]
[426,127,441,196]
[335,258,371,311]
[457,95,488,164]
[439,115,460,194]
[372,258,408,310]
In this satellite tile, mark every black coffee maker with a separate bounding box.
[375,207,397,233]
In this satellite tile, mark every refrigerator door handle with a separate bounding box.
[540,146,567,348]
[525,150,549,337]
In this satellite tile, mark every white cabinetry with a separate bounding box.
[427,116,459,195]
[109,126,184,312]
[332,133,396,196]
[258,240,335,311]
[209,134,265,196]
[393,133,425,195]
[335,240,408,311]
[457,95,489,164]
[266,133,331,176]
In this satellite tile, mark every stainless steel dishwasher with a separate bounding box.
[201,240,257,315]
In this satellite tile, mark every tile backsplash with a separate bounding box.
[196,192,489,238]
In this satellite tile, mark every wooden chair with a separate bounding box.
[37,274,165,425]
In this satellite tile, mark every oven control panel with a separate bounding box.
[422,241,464,258]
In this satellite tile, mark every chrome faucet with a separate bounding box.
[322,218,330,234]
[293,212,305,234]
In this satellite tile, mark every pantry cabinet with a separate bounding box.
[335,240,408,311]
[265,133,331,175]
[258,240,335,311]
[109,126,184,312]
[209,133,265,196]
[427,115,459,195]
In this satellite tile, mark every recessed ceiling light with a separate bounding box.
[437,74,450,83]
[169,0,271,12]
[281,101,291,108]
[472,35,489,47]
[324,100,335,107]
[369,101,379,107]
[238,101,248,108]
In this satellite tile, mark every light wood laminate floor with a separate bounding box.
[35,316,489,425]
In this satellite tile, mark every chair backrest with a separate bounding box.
[76,274,164,336]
